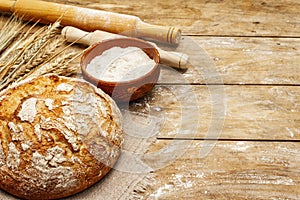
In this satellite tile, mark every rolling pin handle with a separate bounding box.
[158,50,189,70]
[62,26,90,46]
[62,26,123,46]
[136,21,181,45]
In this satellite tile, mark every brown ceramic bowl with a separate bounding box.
[81,38,160,102]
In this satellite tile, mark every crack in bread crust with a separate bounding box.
[0,75,124,199]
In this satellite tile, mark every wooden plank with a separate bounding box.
[1,9,299,85]
[1,33,297,86]
[60,35,300,85]
[126,85,300,140]
[158,36,300,85]
[147,140,300,199]
[2,26,297,86]
[0,20,298,86]
[0,1,299,200]
[44,0,300,37]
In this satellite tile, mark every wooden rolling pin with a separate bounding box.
[62,26,189,69]
[0,0,181,45]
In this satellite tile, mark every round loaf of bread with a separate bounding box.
[0,75,124,199]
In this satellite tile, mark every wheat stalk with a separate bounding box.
[0,16,83,90]
[22,37,83,81]
[26,51,81,79]
[0,20,40,64]
[12,36,65,80]
[0,27,48,87]
[0,16,28,54]
[0,21,44,79]
[30,36,65,67]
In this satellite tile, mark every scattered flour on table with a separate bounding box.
[86,46,156,82]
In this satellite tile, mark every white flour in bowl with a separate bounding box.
[86,46,156,82]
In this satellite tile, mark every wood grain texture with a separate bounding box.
[40,33,299,86]
[130,85,300,140]
[46,0,300,37]
[158,36,300,85]
[1,0,300,199]
[147,140,300,199]
[1,2,299,85]
[0,30,297,85]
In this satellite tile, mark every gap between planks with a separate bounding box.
[183,34,300,39]
[156,137,300,143]
[156,83,300,87]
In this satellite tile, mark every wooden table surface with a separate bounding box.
[1,0,300,199]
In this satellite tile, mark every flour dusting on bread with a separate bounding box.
[17,98,38,123]
[0,75,124,200]
[6,142,20,170]
[56,83,74,92]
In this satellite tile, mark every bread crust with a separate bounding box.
[0,75,124,199]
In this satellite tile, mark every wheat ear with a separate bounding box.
[0,21,61,89]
